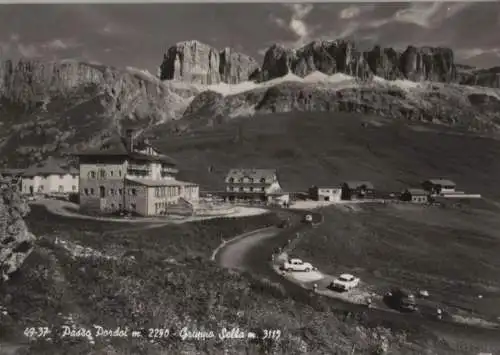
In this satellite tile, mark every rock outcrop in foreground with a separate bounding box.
[160,40,260,85]
[0,182,35,282]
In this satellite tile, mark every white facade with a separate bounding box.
[317,187,342,202]
[22,173,79,195]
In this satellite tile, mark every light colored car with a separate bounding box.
[283,258,314,272]
[331,273,360,291]
[303,214,313,223]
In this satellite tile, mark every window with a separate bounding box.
[72,185,76,191]
[110,171,114,177]
[99,169,106,179]
[261,187,265,192]
[59,174,64,179]
[110,188,115,195]
[118,188,123,195]
[84,188,89,195]
[155,187,160,197]
[58,185,63,193]
[90,188,95,195]
[118,170,122,177]
[131,203,136,210]
[89,171,96,179]
[249,187,254,192]
[111,203,115,209]
[238,178,243,183]
[99,186,106,198]
[229,178,234,183]
[131,188,137,196]
[239,187,244,192]
[249,178,254,183]
[260,178,265,183]
[119,203,122,210]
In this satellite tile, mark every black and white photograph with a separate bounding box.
[0,1,500,354]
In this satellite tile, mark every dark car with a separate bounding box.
[385,288,418,312]
[277,219,290,228]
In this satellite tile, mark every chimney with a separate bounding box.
[125,129,134,152]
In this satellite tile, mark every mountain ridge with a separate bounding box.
[0,38,499,166]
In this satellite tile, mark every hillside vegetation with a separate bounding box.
[151,112,500,200]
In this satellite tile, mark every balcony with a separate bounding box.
[161,167,179,174]
[127,164,151,172]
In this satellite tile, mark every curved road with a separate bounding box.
[215,209,500,346]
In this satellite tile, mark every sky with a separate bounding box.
[0,2,499,73]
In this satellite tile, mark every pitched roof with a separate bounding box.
[76,133,176,166]
[225,168,277,181]
[0,168,24,176]
[425,179,456,186]
[406,188,428,196]
[23,157,78,177]
[343,181,374,189]
[126,178,198,187]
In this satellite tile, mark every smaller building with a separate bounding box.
[21,158,79,195]
[341,181,375,200]
[125,177,200,216]
[224,168,282,203]
[400,188,429,203]
[309,186,342,202]
[422,179,456,195]
[267,192,291,207]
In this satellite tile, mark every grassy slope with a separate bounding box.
[293,203,500,318]
[153,112,500,200]
[0,206,472,355]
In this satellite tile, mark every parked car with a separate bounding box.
[385,288,418,312]
[303,214,313,223]
[282,258,314,272]
[330,273,360,291]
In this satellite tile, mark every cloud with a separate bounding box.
[41,39,80,51]
[456,48,500,60]
[339,6,361,20]
[17,43,40,58]
[288,4,313,43]
[270,4,315,48]
[392,3,445,28]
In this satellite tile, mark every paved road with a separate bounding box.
[215,209,500,347]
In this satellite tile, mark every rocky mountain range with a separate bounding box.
[0,39,499,165]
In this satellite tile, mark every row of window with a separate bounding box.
[83,187,137,197]
[24,174,77,180]
[228,177,268,183]
[88,169,122,179]
[154,201,173,210]
[228,186,265,192]
[107,203,136,210]
[24,185,77,193]
[154,186,181,198]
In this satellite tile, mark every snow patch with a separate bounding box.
[125,67,160,82]
[372,75,423,90]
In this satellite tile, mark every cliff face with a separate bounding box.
[0,182,35,282]
[0,59,200,165]
[257,41,457,84]
[159,40,259,85]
